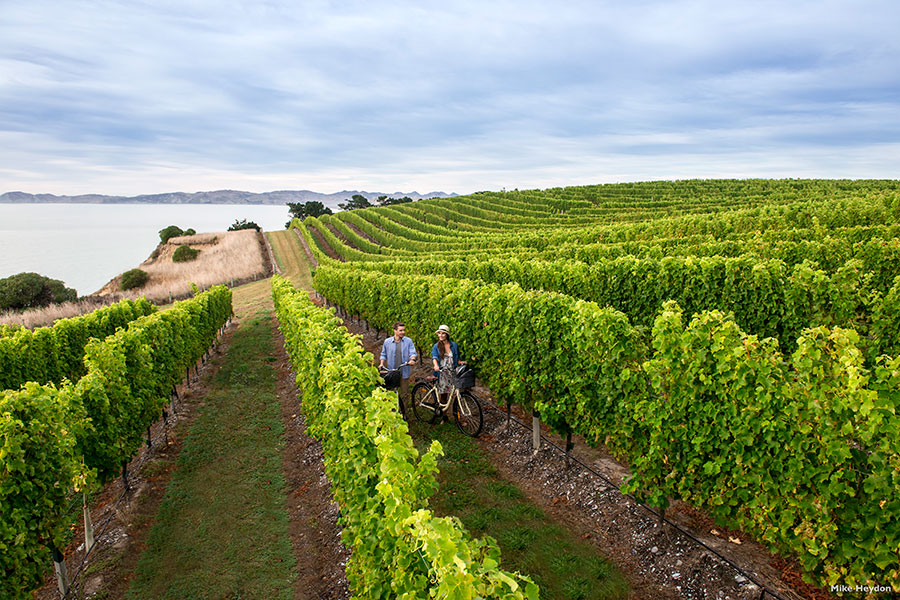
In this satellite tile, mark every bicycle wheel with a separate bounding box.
[454,391,483,437]
[411,382,440,424]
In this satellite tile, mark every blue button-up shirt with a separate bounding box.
[380,336,418,379]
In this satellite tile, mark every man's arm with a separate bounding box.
[407,338,417,365]
[379,340,388,368]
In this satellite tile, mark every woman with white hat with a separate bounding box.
[431,324,460,406]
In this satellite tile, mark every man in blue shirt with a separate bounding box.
[379,322,418,413]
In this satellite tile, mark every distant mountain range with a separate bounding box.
[0,189,457,209]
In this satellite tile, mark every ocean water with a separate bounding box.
[0,204,292,295]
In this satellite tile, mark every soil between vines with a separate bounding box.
[338,310,834,600]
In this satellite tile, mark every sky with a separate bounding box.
[1,0,898,196]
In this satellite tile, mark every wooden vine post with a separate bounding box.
[83,457,95,554]
[52,547,69,597]
[83,491,95,554]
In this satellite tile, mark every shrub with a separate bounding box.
[172,245,200,262]
[0,272,77,310]
[120,269,149,291]
[227,219,261,231]
[159,225,184,244]
[183,228,196,236]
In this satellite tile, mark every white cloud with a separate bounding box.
[1,0,898,195]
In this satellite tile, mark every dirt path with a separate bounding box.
[36,276,349,600]
[344,220,381,245]
[306,222,343,261]
[274,327,350,599]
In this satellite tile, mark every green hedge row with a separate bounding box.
[321,214,392,254]
[377,204,473,237]
[271,275,536,599]
[338,209,454,245]
[0,297,157,391]
[634,302,899,591]
[312,265,900,593]
[76,285,232,481]
[0,286,231,599]
[297,192,898,267]
[334,254,900,358]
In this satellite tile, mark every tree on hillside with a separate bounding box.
[159,225,184,243]
[0,272,77,310]
[172,245,200,262]
[338,194,372,211]
[159,225,197,243]
[377,195,413,206]
[228,218,261,231]
[286,201,333,224]
[120,268,149,291]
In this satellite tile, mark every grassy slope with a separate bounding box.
[267,230,314,291]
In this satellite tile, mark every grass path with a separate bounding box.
[125,232,316,598]
[406,410,630,600]
[126,310,296,599]
[267,230,314,291]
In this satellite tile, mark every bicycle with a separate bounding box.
[378,366,408,418]
[410,366,483,437]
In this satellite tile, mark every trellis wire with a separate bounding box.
[480,397,790,600]
[57,327,228,599]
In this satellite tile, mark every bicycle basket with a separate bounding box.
[453,364,476,389]
[382,369,402,390]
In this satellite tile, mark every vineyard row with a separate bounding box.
[312,265,899,592]
[272,276,538,599]
[0,286,232,599]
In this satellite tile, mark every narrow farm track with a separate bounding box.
[126,310,298,599]
[267,230,315,289]
[125,277,348,599]
[33,233,348,600]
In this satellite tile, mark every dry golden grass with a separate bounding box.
[0,297,121,329]
[231,278,274,319]
[168,232,221,245]
[98,229,268,303]
[2,230,269,328]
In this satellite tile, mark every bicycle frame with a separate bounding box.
[411,368,484,436]
[418,382,468,417]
